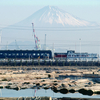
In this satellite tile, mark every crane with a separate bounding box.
[15,40,20,50]
[32,23,40,50]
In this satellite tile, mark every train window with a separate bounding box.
[5,53,7,56]
[28,54,31,56]
[16,53,19,56]
[12,53,15,56]
[0,53,2,55]
[33,53,35,56]
[8,54,11,56]
[68,55,71,57]
[20,53,23,56]
[37,53,39,56]
[41,53,44,56]
[77,55,79,57]
[25,53,27,56]
[47,54,49,56]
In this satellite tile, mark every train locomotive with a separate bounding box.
[54,50,98,61]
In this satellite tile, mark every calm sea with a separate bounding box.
[0,89,100,98]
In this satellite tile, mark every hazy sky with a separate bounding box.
[0,0,100,53]
[0,0,100,6]
[0,0,100,28]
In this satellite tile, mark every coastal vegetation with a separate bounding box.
[0,60,100,66]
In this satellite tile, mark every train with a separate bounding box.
[0,50,52,59]
[0,50,99,61]
[54,50,99,61]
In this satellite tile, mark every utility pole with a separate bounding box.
[44,34,46,50]
[53,43,54,61]
[6,42,8,50]
[0,30,2,49]
[80,38,81,61]
[15,40,20,50]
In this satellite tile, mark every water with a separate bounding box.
[0,89,100,98]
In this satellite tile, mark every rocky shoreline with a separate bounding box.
[0,66,100,98]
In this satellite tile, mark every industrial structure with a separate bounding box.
[32,23,41,50]
[0,23,99,63]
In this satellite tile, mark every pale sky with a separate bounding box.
[0,0,100,6]
[0,0,100,28]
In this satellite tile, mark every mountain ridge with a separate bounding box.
[16,6,95,27]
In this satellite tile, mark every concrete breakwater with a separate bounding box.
[0,66,100,96]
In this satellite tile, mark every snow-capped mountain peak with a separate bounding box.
[18,6,93,27]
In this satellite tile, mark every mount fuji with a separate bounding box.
[16,6,95,27]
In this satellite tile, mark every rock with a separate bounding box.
[78,88,93,96]
[61,83,68,88]
[59,88,68,94]
[13,86,20,91]
[0,86,3,89]
[69,89,75,93]
[5,85,11,89]
[51,86,59,93]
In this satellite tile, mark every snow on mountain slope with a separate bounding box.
[17,6,93,27]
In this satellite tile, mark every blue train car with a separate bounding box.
[0,50,52,59]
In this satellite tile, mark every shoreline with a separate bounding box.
[0,66,100,98]
[0,97,100,100]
